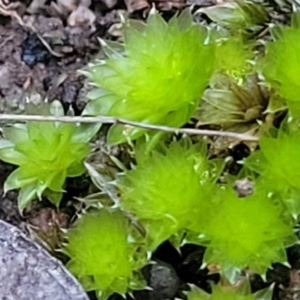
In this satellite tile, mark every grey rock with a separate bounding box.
[133,261,180,300]
[0,220,89,300]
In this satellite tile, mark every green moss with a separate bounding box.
[119,138,224,250]
[187,285,255,300]
[187,281,273,300]
[215,37,253,77]
[196,187,296,280]
[264,27,300,99]
[244,123,300,217]
[0,102,96,209]
[63,208,147,300]
[83,9,215,144]
[263,17,300,115]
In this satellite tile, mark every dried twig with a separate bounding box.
[0,113,258,141]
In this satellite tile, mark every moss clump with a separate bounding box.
[84,9,215,144]
[196,187,296,281]
[0,102,93,209]
[63,208,147,300]
[119,138,224,250]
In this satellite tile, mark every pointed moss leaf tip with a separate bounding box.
[187,285,254,300]
[0,101,97,209]
[198,187,297,281]
[63,208,147,300]
[263,17,300,115]
[83,9,215,144]
[187,281,273,300]
[119,138,225,250]
[244,125,300,218]
[185,183,298,278]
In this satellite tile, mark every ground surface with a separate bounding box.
[0,0,299,299]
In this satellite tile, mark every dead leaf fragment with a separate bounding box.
[215,0,234,3]
[99,0,119,9]
[80,0,92,7]
[27,208,69,253]
[57,0,79,12]
[124,0,149,13]
[26,0,47,14]
[150,0,185,10]
[67,4,96,29]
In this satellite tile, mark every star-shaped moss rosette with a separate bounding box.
[83,8,215,145]
[188,186,296,282]
[0,101,98,210]
[196,73,267,128]
[63,208,147,300]
[263,14,300,116]
[187,281,273,300]
[119,138,224,250]
[244,122,300,218]
[214,37,254,78]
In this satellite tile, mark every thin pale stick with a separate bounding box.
[0,114,258,141]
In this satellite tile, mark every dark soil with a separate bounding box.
[0,162,21,227]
